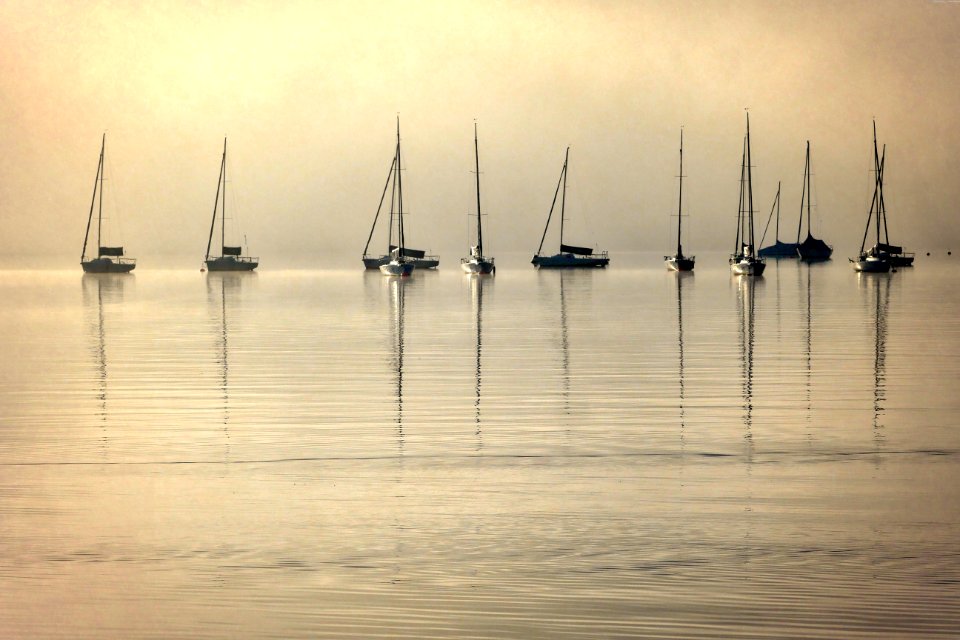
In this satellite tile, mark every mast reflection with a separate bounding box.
[737,276,758,447]
[471,275,487,449]
[82,275,126,446]
[861,273,891,453]
[389,277,406,449]
[674,272,691,449]
[206,273,243,444]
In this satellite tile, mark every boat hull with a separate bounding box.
[461,258,495,274]
[758,241,799,258]
[379,261,414,276]
[364,255,439,270]
[730,257,766,276]
[665,255,695,272]
[205,256,258,272]
[889,254,914,267]
[850,256,890,273]
[81,258,136,273]
[532,253,609,268]
[796,236,833,262]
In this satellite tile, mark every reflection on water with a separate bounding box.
[862,272,892,452]
[471,276,486,448]
[1,260,959,639]
[737,275,759,443]
[390,276,405,448]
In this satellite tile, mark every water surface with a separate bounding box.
[1,255,958,638]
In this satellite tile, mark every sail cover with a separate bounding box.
[222,246,243,256]
[875,242,903,255]
[389,245,426,259]
[560,243,594,256]
[99,246,124,257]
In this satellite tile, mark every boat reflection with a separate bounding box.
[736,276,760,447]
[471,275,488,449]
[389,277,406,449]
[860,272,891,455]
[206,273,244,445]
[673,272,692,449]
[81,274,127,449]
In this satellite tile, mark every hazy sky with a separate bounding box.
[2,0,959,267]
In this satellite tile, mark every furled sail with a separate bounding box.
[99,246,124,257]
[560,243,593,256]
[222,246,243,256]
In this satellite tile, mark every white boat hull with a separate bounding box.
[665,255,695,272]
[730,258,765,276]
[460,258,495,275]
[380,261,414,276]
[850,256,890,273]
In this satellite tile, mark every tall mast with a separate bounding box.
[82,134,105,261]
[388,142,398,251]
[879,145,889,245]
[797,140,810,243]
[735,136,746,254]
[806,141,812,240]
[221,138,227,254]
[559,147,569,248]
[97,134,105,256]
[745,112,756,250]
[206,139,226,261]
[676,128,684,257]
[474,123,483,258]
[396,118,405,253]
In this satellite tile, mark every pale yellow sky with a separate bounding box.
[2,0,959,266]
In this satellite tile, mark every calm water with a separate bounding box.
[1,254,958,638]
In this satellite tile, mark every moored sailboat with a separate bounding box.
[81,134,136,273]
[461,124,495,275]
[851,123,905,272]
[380,121,414,277]
[532,148,609,268]
[795,141,833,261]
[730,113,765,277]
[204,138,258,272]
[363,120,439,270]
[665,129,695,271]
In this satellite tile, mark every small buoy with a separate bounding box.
[949,251,953,256]
[926,252,931,256]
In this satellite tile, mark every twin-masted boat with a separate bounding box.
[363,120,439,271]
[81,134,136,273]
[460,124,495,275]
[204,139,258,272]
[730,113,765,277]
[665,129,695,272]
[378,120,415,277]
[850,122,913,272]
[532,148,609,268]
[795,141,833,262]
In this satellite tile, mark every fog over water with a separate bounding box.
[2,0,960,267]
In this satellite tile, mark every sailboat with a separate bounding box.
[758,182,797,258]
[363,120,439,270]
[204,139,258,272]
[730,113,765,276]
[795,141,833,261]
[664,129,695,271]
[532,148,609,268]
[851,122,910,271]
[380,121,414,277]
[461,124,495,275]
[81,134,136,273]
